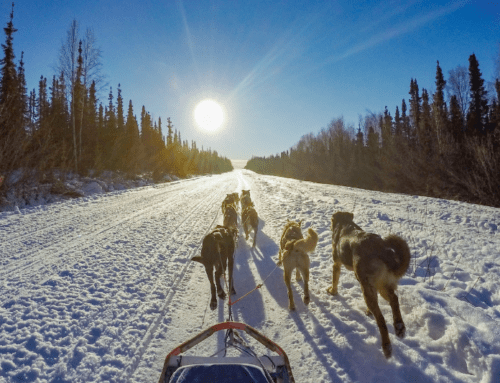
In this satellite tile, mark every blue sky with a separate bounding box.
[3,0,499,160]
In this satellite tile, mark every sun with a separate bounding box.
[194,99,224,132]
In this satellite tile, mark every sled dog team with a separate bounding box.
[192,191,411,359]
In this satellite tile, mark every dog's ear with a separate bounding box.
[192,256,205,264]
[331,212,354,224]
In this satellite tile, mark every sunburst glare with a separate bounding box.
[194,99,224,132]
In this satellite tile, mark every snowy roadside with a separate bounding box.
[0,169,183,214]
[1,169,500,383]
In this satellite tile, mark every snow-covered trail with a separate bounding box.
[1,173,241,382]
[1,170,500,383]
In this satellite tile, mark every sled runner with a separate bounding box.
[158,321,295,383]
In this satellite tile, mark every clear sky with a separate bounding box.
[3,0,499,160]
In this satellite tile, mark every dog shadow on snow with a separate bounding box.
[238,218,456,383]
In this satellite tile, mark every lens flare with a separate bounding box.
[194,99,224,132]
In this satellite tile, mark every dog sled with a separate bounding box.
[157,321,295,383]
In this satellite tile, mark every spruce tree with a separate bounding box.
[116,83,124,132]
[37,76,49,135]
[466,53,489,136]
[419,89,433,156]
[0,2,22,148]
[381,106,392,148]
[82,80,97,169]
[166,117,173,147]
[124,100,140,172]
[16,51,27,132]
[401,99,410,144]
[408,79,421,146]
[394,106,402,137]
[449,95,464,141]
[432,61,447,152]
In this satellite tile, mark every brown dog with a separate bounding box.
[278,220,303,281]
[328,212,411,358]
[221,193,238,215]
[192,226,237,310]
[242,203,258,247]
[223,204,238,231]
[240,190,252,211]
[280,227,318,310]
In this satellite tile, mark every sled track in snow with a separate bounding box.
[0,180,195,259]
[62,182,229,382]
[0,178,224,304]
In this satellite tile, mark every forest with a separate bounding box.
[247,54,500,207]
[0,5,232,198]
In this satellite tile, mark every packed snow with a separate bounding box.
[1,169,500,383]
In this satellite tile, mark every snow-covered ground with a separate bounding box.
[1,170,500,383]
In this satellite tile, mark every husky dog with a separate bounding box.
[222,193,238,215]
[280,226,318,310]
[192,226,237,310]
[328,212,411,358]
[223,204,238,231]
[230,192,240,208]
[278,220,304,281]
[242,202,258,247]
[240,190,252,211]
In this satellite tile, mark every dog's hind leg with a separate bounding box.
[205,265,218,310]
[214,262,226,300]
[326,260,342,295]
[295,269,302,281]
[380,286,405,338]
[228,252,236,296]
[284,266,296,311]
[361,283,392,358]
[301,266,310,306]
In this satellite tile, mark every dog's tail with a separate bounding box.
[293,228,318,254]
[383,234,411,278]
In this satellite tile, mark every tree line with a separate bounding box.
[0,4,232,194]
[247,54,500,207]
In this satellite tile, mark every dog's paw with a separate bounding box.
[218,291,226,300]
[382,343,392,359]
[366,309,373,317]
[394,322,406,338]
[303,296,310,305]
[288,304,296,311]
[326,286,338,296]
[210,300,217,310]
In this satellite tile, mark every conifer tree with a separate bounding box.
[28,88,37,135]
[116,83,124,132]
[419,89,433,155]
[449,95,464,141]
[0,2,23,149]
[124,100,141,172]
[81,80,97,168]
[166,117,173,147]
[381,106,392,148]
[394,106,402,137]
[16,51,27,131]
[433,61,447,152]
[37,76,49,135]
[408,79,421,145]
[72,40,84,169]
[401,99,410,144]
[466,54,489,136]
